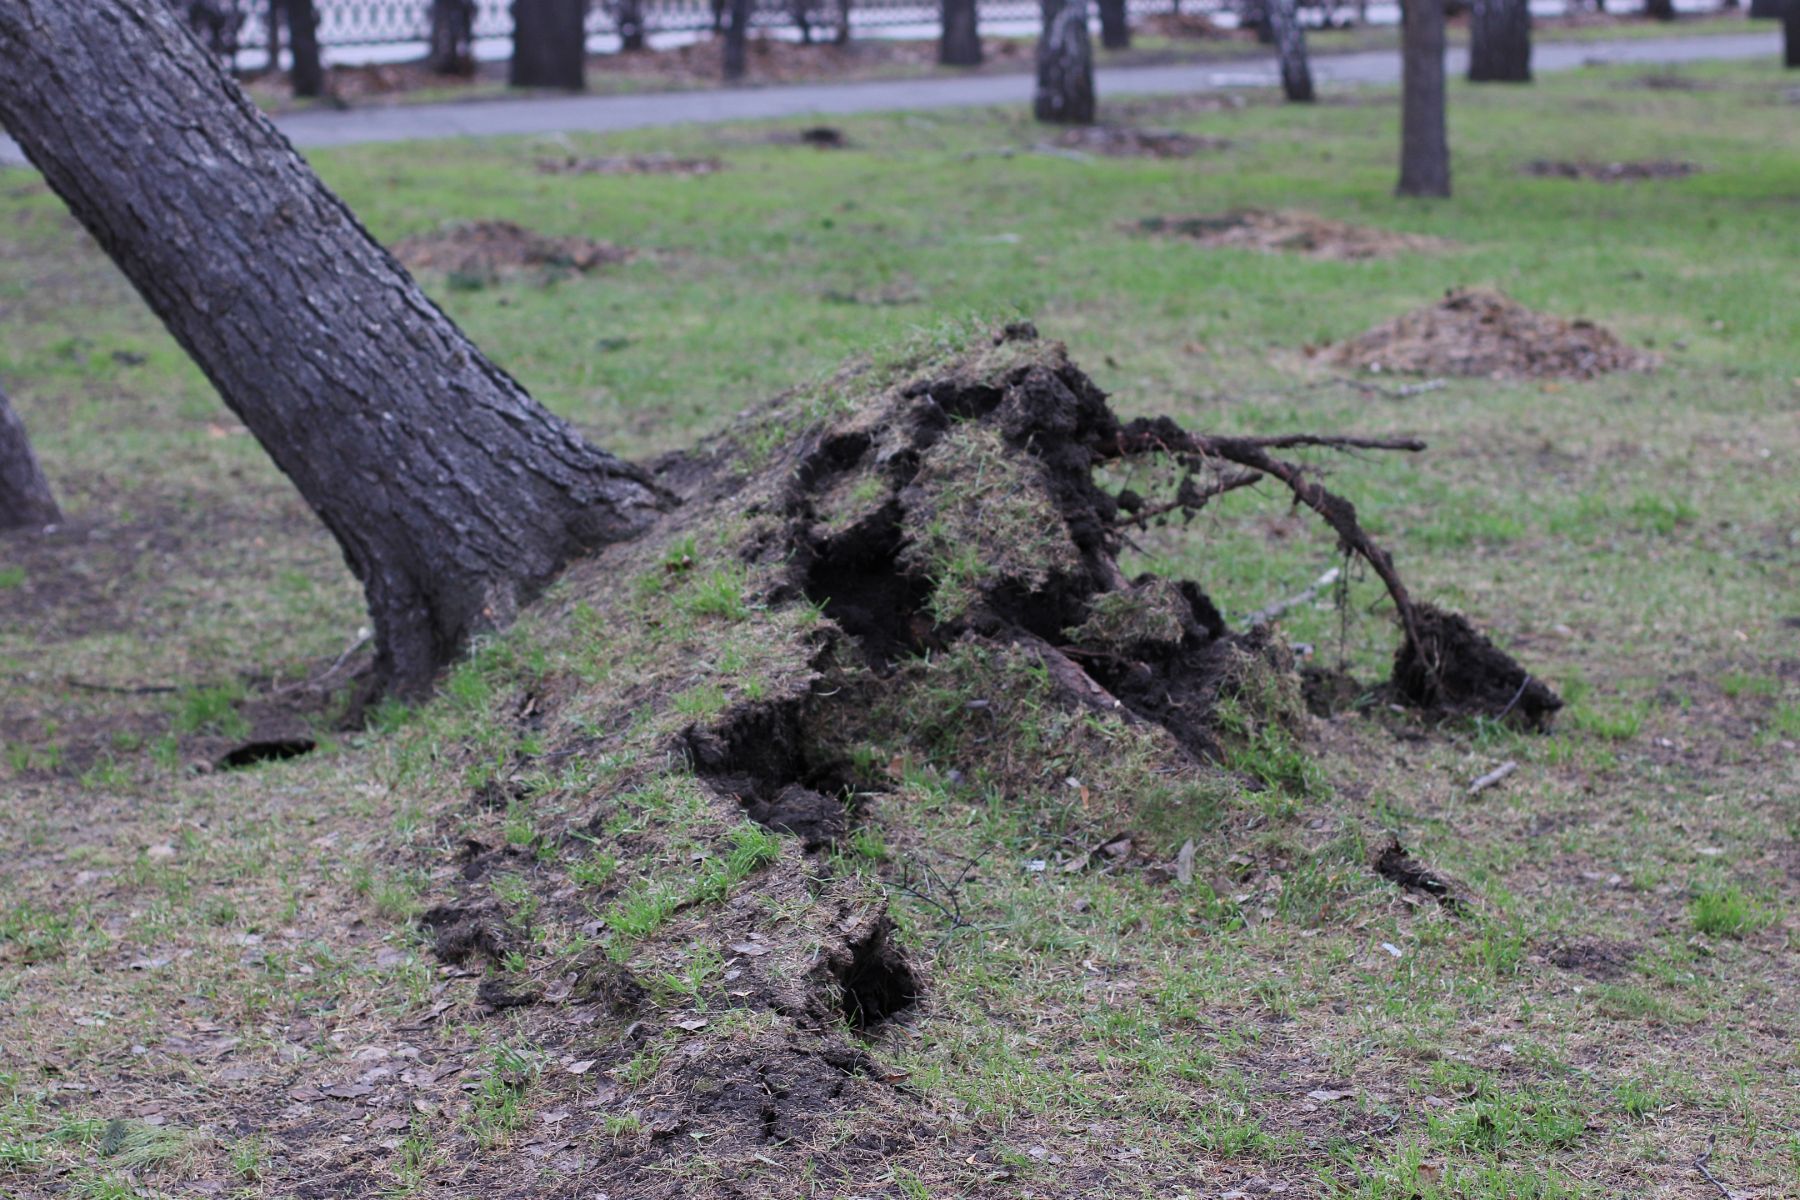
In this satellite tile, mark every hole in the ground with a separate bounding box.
[834,917,918,1031]
[214,738,316,770]
[799,506,934,670]
[684,700,872,850]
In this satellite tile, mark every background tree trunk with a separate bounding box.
[723,0,750,79]
[833,0,851,44]
[286,0,323,97]
[267,0,284,75]
[1397,0,1450,196]
[0,0,660,694]
[1786,0,1799,66]
[1269,0,1315,101]
[940,0,982,64]
[511,0,586,89]
[1643,0,1675,19]
[1239,0,1276,42]
[614,0,646,51]
[1098,0,1131,49]
[1468,0,1530,81]
[428,0,477,72]
[1748,0,1778,17]
[1035,0,1096,124]
[0,384,60,532]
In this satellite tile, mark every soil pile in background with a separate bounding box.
[537,153,726,177]
[1524,159,1699,182]
[1331,287,1659,379]
[390,220,630,278]
[1139,209,1449,261]
[1052,125,1229,158]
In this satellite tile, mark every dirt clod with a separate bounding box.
[1052,125,1229,158]
[390,219,630,279]
[1371,837,1468,912]
[684,701,862,850]
[1331,287,1658,380]
[1393,603,1564,728]
[1524,158,1699,182]
[1139,209,1448,261]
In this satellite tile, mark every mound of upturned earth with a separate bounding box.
[390,219,630,278]
[1052,125,1230,158]
[1138,209,1449,261]
[537,153,727,177]
[1523,159,1699,182]
[1331,287,1659,379]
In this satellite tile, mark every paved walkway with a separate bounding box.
[0,32,1777,166]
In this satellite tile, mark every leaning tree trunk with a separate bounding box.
[1468,0,1530,81]
[428,0,477,72]
[1098,0,1131,48]
[512,0,587,89]
[0,0,661,694]
[940,0,982,64]
[615,0,647,51]
[0,384,59,532]
[1035,0,1096,124]
[723,0,750,79]
[1269,0,1315,101]
[286,0,323,97]
[1397,0,1450,197]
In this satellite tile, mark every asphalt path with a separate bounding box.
[0,31,1778,166]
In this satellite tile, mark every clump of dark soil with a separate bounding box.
[1051,125,1230,158]
[1331,287,1659,380]
[389,219,630,279]
[1524,158,1699,183]
[1139,209,1450,261]
[1547,938,1640,981]
[1393,604,1564,729]
[536,153,726,177]
[1619,71,1715,91]
[1371,836,1469,913]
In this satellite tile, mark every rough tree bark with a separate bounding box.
[0,383,59,532]
[1035,0,1096,124]
[940,0,982,65]
[286,0,323,97]
[1098,0,1131,49]
[0,0,661,694]
[1268,0,1315,101]
[1468,0,1530,81]
[511,0,586,90]
[428,0,478,72]
[723,0,750,80]
[1397,0,1450,197]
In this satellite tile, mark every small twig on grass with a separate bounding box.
[887,854,988,952]
[65,678,179,695]
[1694,1136,1742,1200]
[271,626,373,697]
[1248,565,1342,627]
[1337,375,1448,401]
[1466,760,1518,796]
[1228,434,1427,452]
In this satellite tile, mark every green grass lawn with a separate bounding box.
[1,57,1797,1200]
